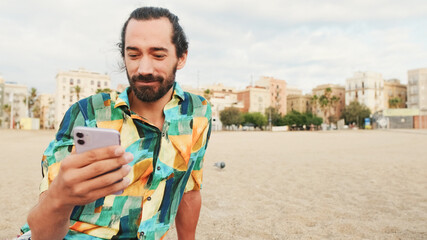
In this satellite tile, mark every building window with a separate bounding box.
[70,78,74,85]
[91,80,94,85]
[97,81,101,88]
[104,81,108,87]
[77,79,81,84]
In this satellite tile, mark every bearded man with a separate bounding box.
[22,7,211,240]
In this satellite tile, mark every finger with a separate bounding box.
[84,177,131,201]
[65,145,125,168]
[77,153,133,180]
[74,164,132,196]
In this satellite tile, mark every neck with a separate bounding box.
[129,87,174,130]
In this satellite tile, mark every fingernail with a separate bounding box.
[124,153,134,163]
[115,147,125,156]
[113,190,124,195]
[123,177,131,185]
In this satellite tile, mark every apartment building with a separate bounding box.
[0,77,4,122]
[383,79,407,108]
[286,86,303,97]
[255,76,287,114]
[39,93,55,129]
[407,68,427,114]
[346,72,385,113]
[3,81,28,128]
[237,85,270,114]
[312,84,346,122]
[55,68,111,128]
[287,94,312,114]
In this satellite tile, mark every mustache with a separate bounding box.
[132,74,163,83]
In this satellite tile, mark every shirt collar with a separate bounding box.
[114,82,186,109]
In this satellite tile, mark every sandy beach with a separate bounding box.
[1,129,426,239]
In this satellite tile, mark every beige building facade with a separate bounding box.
[255,76,287,114]
[287,94,312,114]
[237,86,270,114]
[407,68,427,113]
[312,84,345,122]
[346,72,385,113]
[39,93,55,129]
[55,68,111,128]
[383,79,407,109]
[0,77,5,122]
[3,81,28,128]
[286,86,303,97]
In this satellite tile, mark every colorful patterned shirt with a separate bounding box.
[23,83,212,239]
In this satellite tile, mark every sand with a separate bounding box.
[1,129,426,239]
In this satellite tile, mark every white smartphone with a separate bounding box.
[73,126,121,154]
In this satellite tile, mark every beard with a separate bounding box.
[127,66,177,103]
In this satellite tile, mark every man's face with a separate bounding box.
[124,18,187,102]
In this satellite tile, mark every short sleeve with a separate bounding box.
[39,103,85,193]
[184,116,212,193]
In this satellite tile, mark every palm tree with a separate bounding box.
[310,95,318,115]
[203,89,212,101]
[389,97,402,109]
[318,88,333,124]
[329,95,340,123]
[96,88,112,94]
[319,95,329,123]
[28,87,38,117]
[3,104,11,127]
[74,85,81,100]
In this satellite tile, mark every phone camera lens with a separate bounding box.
[77,139,85,145]
[76,132,84,138]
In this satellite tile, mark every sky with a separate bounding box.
[1,0,426,94]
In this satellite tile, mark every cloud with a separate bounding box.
[0,0,426,95]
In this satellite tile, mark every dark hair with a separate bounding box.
[119,7,189,58]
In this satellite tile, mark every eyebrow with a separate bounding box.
[151,47,168,52]
[125,46,169,53]
[125,46,140,51]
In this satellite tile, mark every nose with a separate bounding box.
[137,56,154,75]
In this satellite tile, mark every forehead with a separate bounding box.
[125,18,174,49]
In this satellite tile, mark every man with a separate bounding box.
[22,7,211,240]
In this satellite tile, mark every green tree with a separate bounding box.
[219,107,242,128]
[310,95,318,115]
[305,112,323,127]
[242,112,267,130]
[203,89,212,101]
[3,104,11,125]
[341,101,371,128]
[264,107,282,126]
[389,97,403,109]
[96,88,112,94]
[27,87,38,117]
[75,85,82,100]
[328,95,340,123]
[283,110,323,130]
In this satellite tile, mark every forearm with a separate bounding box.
[175,190,202,240]
[27,191,74,240]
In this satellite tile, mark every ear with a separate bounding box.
[176,51,188,70]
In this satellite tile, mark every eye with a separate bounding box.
[154,54,166,59]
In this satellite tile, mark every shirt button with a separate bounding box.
[162,132,166,137]
[147,196,151,201]
[157,166,161,171]
[141,231,144,236]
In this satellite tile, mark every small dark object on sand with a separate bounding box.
[214,162,226,169]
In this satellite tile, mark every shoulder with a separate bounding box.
[76,91,118,110]
[181,91,211,119]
